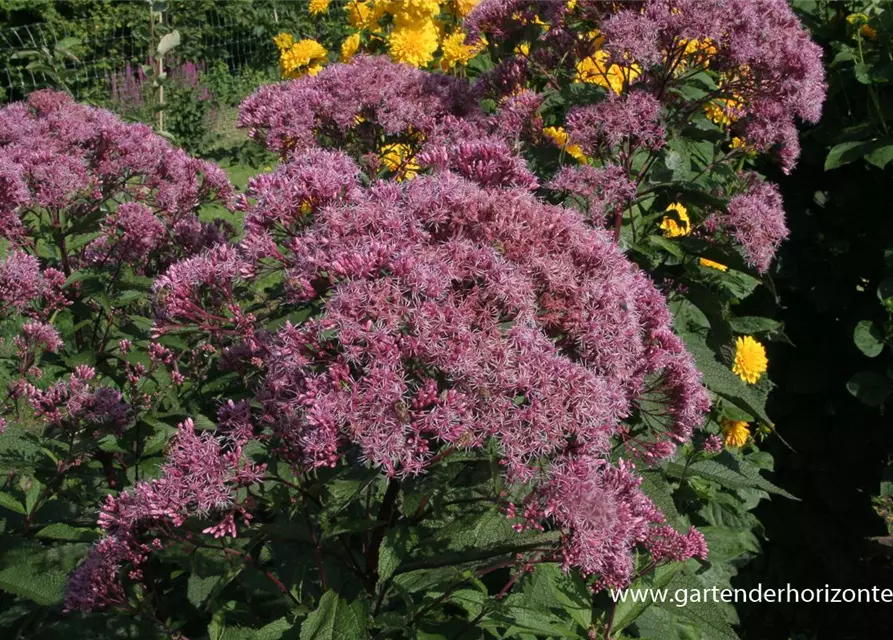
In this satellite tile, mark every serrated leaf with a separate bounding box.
[252,617,299,640]
[377,526,418,586]
[0,491,25,515]
[612,562,682,632]
[667,456,796,500]
[699,526,760,563]
[188,574,220,609]
[35,523,100,542]
[639,470,684,527]
[684,339,771,424]
[299,590,368,640]
[0,542,89,606]
[660,572,740,640]
[729,316,782,336]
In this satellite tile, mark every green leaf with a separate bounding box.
[299,590,368,640]
[854,320,885,357]
[612,562,683,632]
[660,572,740,640]
[699,526,760,563]
[0,541,89,606]
[729,316,783,336]
[825,140,874,170]
[35,523,100,542]
[0,491,25,515]
[846,370,893,406]
[866,144,893,169]
[377,526,418,586]
[648,235,685,259]
[252,617,300,640]
[639,470,684,527]
[666,456,796,500]
[684,339,771,424]
[188,574,220,609]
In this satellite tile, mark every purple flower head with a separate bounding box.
[239,56,481,157]
[68,418,265,612]
[566,90,666,156]
[549,164,637,221]
[724,175,789,273]
[0,251,45,313]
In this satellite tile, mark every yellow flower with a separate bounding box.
[732,336,768,385]
[847,12,869,25]
[542,126,587,162]
[309,0,331,15]
[388,19,440,67]
[387,0,442,28]
[699,258,728,272]
[452,0,480,18]
[674,37,717,72]
[861,24,877,39]
[273,32,295,52]
[346,0,387,30]
[705,93,745,126]
[721,418,750,448]
[576,51,641,94]
[440,31,482,70]
[660,202,691,238]
[515,42,530,56]
[380,143,420,180]
[567,0,577,9]
[280,39,328,79]
[341,32,362,62]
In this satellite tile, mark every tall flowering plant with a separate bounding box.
[0,2,827,640]
[0,90,235,635]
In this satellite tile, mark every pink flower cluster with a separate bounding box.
[0,90,234,418]
[0,89,232,270]
[65,419,265,612]
[23,365,129,435]
[149,146,710,586]
[237,56,535,190]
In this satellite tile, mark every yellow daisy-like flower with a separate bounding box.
[660,202,691,238]
[273,32,295,52]
[514,42,530,56]
[346,0,387,31]
[576,51,641,94]
[388,20,439,68]
[380,143,420,180]
[309,0,332,15]
[699,258,728,272]
[341,32,362,62]
[846,12,869,25]
[732,336,768,385]
[440,31,482,70]
[452,0,481,18]
[721,418,750,448]
[387,0,442,27]
[542,126,587,162]
[280,39,328,79]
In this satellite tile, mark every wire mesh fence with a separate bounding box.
[0,2,316,104]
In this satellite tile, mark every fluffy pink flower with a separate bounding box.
[724,175,789,273]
